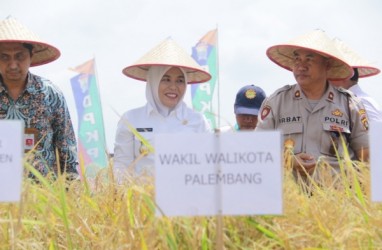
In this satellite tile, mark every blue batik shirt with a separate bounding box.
[0,72,78,176]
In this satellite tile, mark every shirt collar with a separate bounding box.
[293,83,336,102]
[145,101,185,120]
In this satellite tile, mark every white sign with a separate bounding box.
[370,121,382,202]
[155,131,282,216]
[0,120,24,202]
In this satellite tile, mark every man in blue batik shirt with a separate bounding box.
[0,17,78,178]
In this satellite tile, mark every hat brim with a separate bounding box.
[267,44,353,81]
[234,106,259,116]
[353,66,380,78]
[123,63,211,84]
[332,38,380,78]
[0,40,60,67]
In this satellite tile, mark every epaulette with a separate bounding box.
[336,86,362,105]
[266,84,292,100]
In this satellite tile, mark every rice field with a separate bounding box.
[1,154,382,249]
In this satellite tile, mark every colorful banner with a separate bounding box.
[191,29,218,129]
[70,59,108,177]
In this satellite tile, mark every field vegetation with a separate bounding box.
[1,149,381,249]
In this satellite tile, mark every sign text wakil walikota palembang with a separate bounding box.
[155,131,282,217]
[158,150,272,186]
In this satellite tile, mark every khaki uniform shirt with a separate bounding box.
[255,83,369,168]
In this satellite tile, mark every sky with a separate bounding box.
[4,0,382,153]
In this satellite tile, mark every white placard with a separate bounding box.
[370,121,382,202]
[0,120,24,202]
[155,131,282,217]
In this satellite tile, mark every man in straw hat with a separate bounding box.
[330,38,382,122]
[0,17,78,178]
[255,29,369,182]
[114,38,211,178]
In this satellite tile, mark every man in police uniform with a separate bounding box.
[255,30,369,179]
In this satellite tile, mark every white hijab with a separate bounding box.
[146,66,188,117]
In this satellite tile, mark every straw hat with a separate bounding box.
[0,17,60,66]
[332,38,380,78]
[266,29,353,80]
[122,38,211,84]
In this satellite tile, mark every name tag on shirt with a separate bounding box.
[137,128,153,132]
[24,127,38,152]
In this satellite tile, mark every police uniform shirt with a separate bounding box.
[255,83,369,166]
[113,101,211,174]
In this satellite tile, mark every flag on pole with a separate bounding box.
[191,29,219,129]
[70,59,108,178]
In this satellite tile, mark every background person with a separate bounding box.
[0,17,78,177]
[234,84,266,130]
[255,29,369,180]
[114,38,211,177]
[330,38,382,122]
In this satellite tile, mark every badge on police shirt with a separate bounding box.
[24,127,38,153]
[261,106,271,120]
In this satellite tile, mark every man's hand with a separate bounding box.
[293,153,316,176]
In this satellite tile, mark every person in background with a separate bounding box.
[114,38,211,178]
[255,29,369,181]
[330,38,382,122]
[0,17,78,177]
[234,84,266,130]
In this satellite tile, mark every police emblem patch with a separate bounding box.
[331,109,343,117]
[361,115,369,130]
[245,89,256,99]
[328,92,334,101]
[261,106,271,120]
[359,109,366,116]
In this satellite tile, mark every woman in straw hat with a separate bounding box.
[113,38,211,177]
[330,38,382,122]
[0,17,78,178]
[255,29,369,183]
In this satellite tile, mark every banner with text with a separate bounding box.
[70,59,108,177]
[155,131,283,216]
[191,29,218,129]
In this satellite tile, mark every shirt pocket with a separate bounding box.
[320,123,351,157]
[280,123,303,154]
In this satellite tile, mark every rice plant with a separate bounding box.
[0,141,381,250]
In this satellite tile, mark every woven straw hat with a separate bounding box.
[122,38,211,84]
[0,17,60,66]
[332,38,380,78]
[266,29,353,80]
